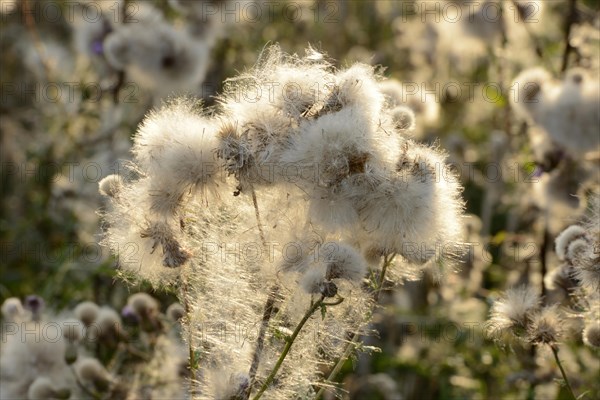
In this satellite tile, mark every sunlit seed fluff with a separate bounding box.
[284,107,378,188]
[139,220,192,268]
[573,252,600,291]
[378,78,440,133]
[321,242,367,283]
[74,301,99,327]
[1,297,26,322]
[131,100,220,216]
[207,371,250,400]
[98,174,123,198]
[488,286,541,337]
[527,305,564,345]
[334,63,385,117]
[355,140,464,265]
[555,225,586,261]
[565,237,590,264]
[104,200,184,285]
[300,265,327,294]
[389,105,416,132]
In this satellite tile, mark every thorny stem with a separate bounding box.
[314,254,395,399]
[245,184,280,397]
[251,295,343,400]
[550,345,577,400]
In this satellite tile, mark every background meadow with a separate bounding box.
[1,1,599,399]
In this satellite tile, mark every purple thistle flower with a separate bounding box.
[121,305,139,324]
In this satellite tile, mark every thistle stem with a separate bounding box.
[251,296,327,400]
[550,345,577,400]
[179,273,196,387]
[70,365,102,400]
[314,254,394,399]
[245,184,280,397]
[561,0,577,73]
[246,284,280,396]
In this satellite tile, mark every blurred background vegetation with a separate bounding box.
[1,0,599,398]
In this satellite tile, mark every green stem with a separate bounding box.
[550,345,577,400]
[314,254,394,399]
[251,296,327,400]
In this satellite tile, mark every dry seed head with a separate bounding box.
[555,225,587,261]
[488,286,541,338]
[127,292,159,319]
[527,305,564,345]
[74,301,99,326]
[583,319,600,347]
[98,174,123,198]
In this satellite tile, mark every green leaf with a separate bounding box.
[320,303,327,320]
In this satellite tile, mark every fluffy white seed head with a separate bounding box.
[512,67,600,156]
[127,292,160,319]
[131,100,220,216]
[555,225,587,261]
[98,174,123,198]
[300,265,327,294]
[62,319,84,343]
[355,141,464,266]
[166,302,185,322]
[583,319,600,347]
[103,7,209,97]
[488,286,541,338]
[511,67,552,120]
[389,105,416,132]
[1,297,26,322]
[76,358,111,387]
[74,301,99,327]
[95,307,122,339]
[527,305,563,345]
[321,242,367,283]
[27,377,70,400]
[566,237,590,263]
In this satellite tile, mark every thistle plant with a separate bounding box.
[487,191,600,400]
[0,293,186,400]
[99,45,465,399]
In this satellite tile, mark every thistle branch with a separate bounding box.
[561,0,578,73]
[251,295,333,400]
[550,345,577,400]
[246,184,280,397]
[314,254,395,399]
